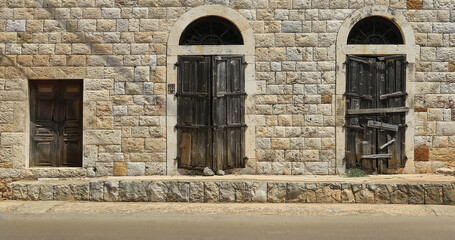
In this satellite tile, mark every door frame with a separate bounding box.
[166,5,256,175]
[176,55,246,171]
[29,79,83,167]
[335,6,416,174]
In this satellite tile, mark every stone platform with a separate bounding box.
[8,175,455,205]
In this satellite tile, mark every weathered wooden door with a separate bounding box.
[345,55,407,173]
[177,56,246,171]
[30,80,83,167]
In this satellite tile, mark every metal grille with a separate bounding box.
[347,17,404,44]
[179,16,244,45]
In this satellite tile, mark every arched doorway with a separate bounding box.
[166,6,255,175]
[335,6,416,174]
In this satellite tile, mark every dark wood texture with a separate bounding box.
[177,56,245,171]
[345,55,406,173]
[30,80,83,167]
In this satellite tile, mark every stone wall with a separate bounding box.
[0,0,454,183]
[9,178,455,205]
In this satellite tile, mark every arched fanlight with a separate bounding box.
[348,16,404,44]
[179,16,244,45]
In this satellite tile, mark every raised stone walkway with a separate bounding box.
[8,174,455,205]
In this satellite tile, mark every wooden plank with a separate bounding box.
[380,91,406,100]
[181,132,191,166]
[361,154,392,159]
[379,139,396,150]
[367,120,399,131]
[347,107,409,114]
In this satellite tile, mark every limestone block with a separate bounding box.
[375,184,391,204]
[113,162,127,176]
[341,184,355,203]
[316,183,341,203]
[6,20,25,32]
[145,181,167,202]
[286,182,306,202]
[127,162,146,176]
[204,181,219,203]
[408,184,425,204]
[286,47,303,61]
[95,162,113,176]
[218,182,236,202]
[442,184,455,205]
[54,185,72,201]
[104,181,119,202]
[388,184,409,204]
[166,182,190,202]
[90,181,104,201]
[425,184,443,204]
[267,182,286,203]
[352,184,375,203]
[26,185,40,201]
[430,148,455,162]
[39,185,54,201]
[281,21,302,33]
[189,182,204,202]
[84,130,121,145]
[11,183,27,200]
[101,8,121,19]
[1,133,24,146]
[119,181,148,202]
[293,0,311,8]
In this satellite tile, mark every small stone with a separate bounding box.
[216,170,225,176]
[203,167,215,176]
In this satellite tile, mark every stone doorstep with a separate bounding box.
[7,175,455,205]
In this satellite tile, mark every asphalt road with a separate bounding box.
[1,214,455,240]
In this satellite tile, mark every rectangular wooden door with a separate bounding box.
[30,80,83,167]
[345,55,406,173]
[176,56,246,171]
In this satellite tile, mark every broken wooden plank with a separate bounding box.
[361,153,392,159]
[380,91,406,100]
[347,107,409,115]
[344,92,373,101]
[344,124,365,130]
[367,120,399,131]
[379,139,396,150]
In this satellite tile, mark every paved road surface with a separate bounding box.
[2,214,455,240]
[1,201,455,240]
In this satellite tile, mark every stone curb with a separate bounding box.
[8,180,455,205]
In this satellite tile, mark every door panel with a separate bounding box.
[30,80,83,167]
[345,55,406,173]
[212,56,245,170]
[177,56,246,171]
[177,56,212,169]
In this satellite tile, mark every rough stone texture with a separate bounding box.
[145,181,167,202]
[104,181,119,202]
[267,182,287,203]
[407,0,423,9]
[7,179,455,205]
[0,0,453,180]
[415,146,430,161]
[204,181,219,203]
[90,181,104,201]
[118,181,147,202]
[286,182,306,203]
[203,167,215,176]
[189,182,205,202]
[166,181,189,202]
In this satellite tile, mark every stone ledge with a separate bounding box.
[8,176,455,205]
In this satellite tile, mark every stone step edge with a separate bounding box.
[9,180,455,205]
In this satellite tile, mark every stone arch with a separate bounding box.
[335,5,416,174]
[166,5,256,175]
